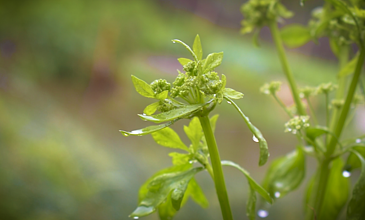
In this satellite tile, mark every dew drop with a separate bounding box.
[257,209,269,218]
[356,139,361,143]
[133,217,139,220]
[253,135,259,143]
[172,41,176,44]
[121,132,130,137]
[227,101,232,104]
[142,113,146,116]
[342,170,351,178]
[274,192,281,198]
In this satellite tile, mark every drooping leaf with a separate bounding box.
[178,58,193,66]
[171,179,190,211]
[262,147,305,198]
[225,97,269,166]
[246,183,257,220]
[317,157,349,220]
[184,117,203,150]
[158,195,177,220]
[169,152,191,165]
[131,75,155,98]
[172,39,198,61]
[338,53,359,77]
[344,145,365,172]
[221,160,273,204]
[144,102,159,115]
[156,90,169,100]
[152,127,189,151]
[280,24,311,48]
[347,151,365,220]
[186,178,209,208]
[202,52,224,73]
[120,121,173,136]
[223,88,244,99]
[130,166,203,219]
[193,34,203,60]
[138,103,205,123]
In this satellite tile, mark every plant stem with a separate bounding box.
[199,115,233,220]
[269,22,306,116]
[273,94,293,118]
[327,47,365,156]
[306,98,319,125]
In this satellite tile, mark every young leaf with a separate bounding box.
[171,180,190,210]
[338,53,359,77]
[225,97,269,166]
[155,90,169,100]
[172,39,198,61]
[158,196,177,220]
[344,145,365,172]
[280,24,311,48]
[210,114,219,133]
[221,160,273,204]
[193,34,203,60]
[178,58,193,66]
[129,167,204,218]
[184,117,203,150]
[223,88,244,99]
[144,102,159,115]
[186,178,209,208]
[329,38,340,58]
[120,121,173,136]
[169,152,191,165]
[131,75,155,98]
[138,103,205,123]
[152,127,189,151]
[261,147,305,198]
[317,157,349,220]
[202,52,224,73]
[347,152,365,220]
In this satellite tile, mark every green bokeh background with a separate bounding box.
[0,0,363,219]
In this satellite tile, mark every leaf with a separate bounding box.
[347,151,365,220]
[210,114,219,133]
[306,126,342,148]
[152,127,189,151]
[280,24,311,48]
[329,38,340,58]
[169,152,191,165]
[186,178,209,208]
[202,52,224,73]
[138,103,205,123]
[129,166,203,218]
[171,179,190,210]
[131,75,155,98]
[317,157,349,220]
[223,88,244,99]
[221,74,226,89]
[172,39,198,61]
[338,53,359,77]
[344,145,365,172]
[120,121,173,136]
[158,195,177,220]
[178,58,193,66]
[246,183,257,220]
[155,90,169,100]
[184,117,203,150]
[193,34,203,60]
[144,102,159,115]
[225,97,269,166]
[221,160,273,204]
[262,147,305,199]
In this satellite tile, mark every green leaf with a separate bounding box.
[178,58,193,66]
[221,160,273,204]
[169,152,191,165]
[171,179,190,210]
[344,145,365,172]
[158,196,177,220]
[317,157,349,220]
[172,39,198,61]
[120,121,173,136]
[338,53,359,77]
[221,74,227,89]
[306,126,342,149]
[246,183,257,220]
[144,102,159,115]
[184,117,203,150]
[193,34,203,60]
[155,90,169,100]
[281,24,311,48]
[262,147,305,198]
[129,166,203,218]
[210,114,219,133]
[347,151,365,220]
[131,75,155,98]
[202,52,224,73]
[223,88,244,99]
[139,103,205,123]
[186,178,209,208]
[225,97,269,166]
[152,127,189,151]
[329,38,340,58]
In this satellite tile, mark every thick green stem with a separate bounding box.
[327,48,365,156]
[269,22,306,116]
[199,115,233,220]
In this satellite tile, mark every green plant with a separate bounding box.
[120,35,273,220]
[241,0,365,219]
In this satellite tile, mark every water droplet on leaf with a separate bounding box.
[227,101,232,104]
[257,209,269,218]
[342,170,351,178]
[133,217,139,220]
[253,135,259,143]
[274,192,281,198]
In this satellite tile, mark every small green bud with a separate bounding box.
[299,86,317,98]
[316,82,337,94]
[150,79,171,94]
[260,81,282,95]
[284,115,310,134]
[183,61,198,76]
[331,99,344,109]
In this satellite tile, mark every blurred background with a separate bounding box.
[1,0,364,219]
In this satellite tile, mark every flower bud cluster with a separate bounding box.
[284,115,310,134]
[260,81,282,95]
[157,99,176,112]
[299,86,317,98]
[198,72,223,95]
[331,99,344,109]
[316,82,337,94]
[151,79,171,94]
